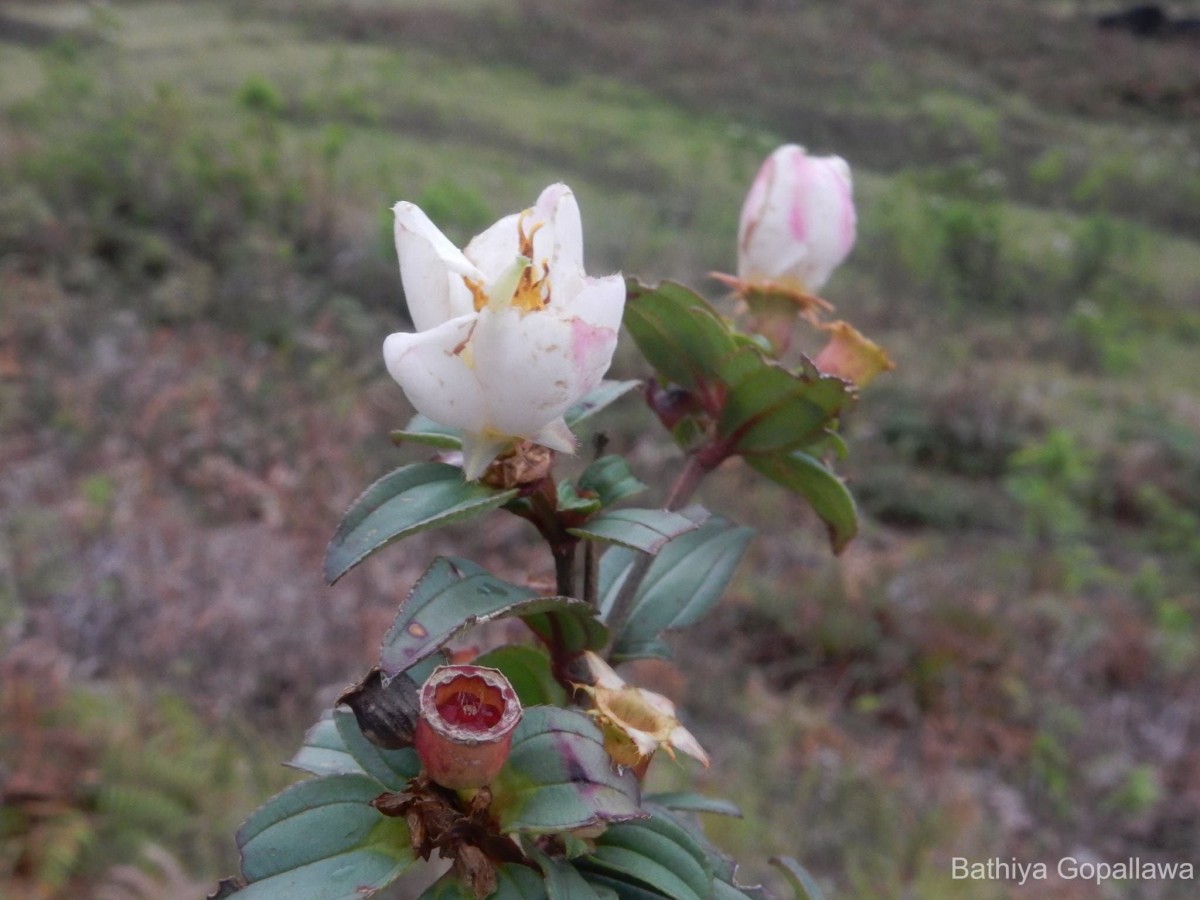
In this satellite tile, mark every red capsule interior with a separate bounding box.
[433,676,505,732]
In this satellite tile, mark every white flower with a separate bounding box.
[737,144,856,294]
[383,184,625,479]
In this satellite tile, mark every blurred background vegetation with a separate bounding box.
[1,0,1198,897]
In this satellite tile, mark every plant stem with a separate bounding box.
[662,453,708,511]
[552,542,576,598]
[583,540,598,609]
[524,476,577,598]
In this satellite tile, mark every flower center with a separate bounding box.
[511,210,549,313]
[602,690,670,737]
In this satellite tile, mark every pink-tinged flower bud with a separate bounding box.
[737,144,856,295]
[413,665,522,790]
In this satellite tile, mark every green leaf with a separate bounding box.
[714,879,772,899]
[718,350,853,456]
[332,708,419,791]
[522,603,609,655]
[379,557,599,676]
[288,712,363,779]
[419,864,549,899]
[473,645,568,707]
[390,414,463,450]
[746,451,858,554]
[641,803,768,898]
[569,508,703,554]
[624,279,738,392]
[577,809,713,900]
[526,843,613,900]
[236,774,413,898]
[579,873,668,899]
[491,707,642,834]
[771,856,827,900]
[565,379,642,428]
[577,455,647,507]
[324,464,517,584]
[599,515,755,661]
[645,792,743,818]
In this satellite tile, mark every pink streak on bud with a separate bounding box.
[570,318,617,390]
[789,150,811,242]
[739,154,775,256]
[832,162,856,257]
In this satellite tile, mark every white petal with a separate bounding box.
[737,146,807,282]
[581,651,626,691]
[669,725,710,766]
[470,307,581,437]
[626,727,662,758]
[382,314,486,431]
[737,148,779,263]
[565,274,625,333]
[534,183,583,274]
[641,689,679,718]
[464,212,521,281]
[393,202,480,331]
[565,316,621,397]
[531,418,577,455]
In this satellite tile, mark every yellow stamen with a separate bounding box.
[464,277,489,313]
[511,211,550,313]
[517,209,543,260]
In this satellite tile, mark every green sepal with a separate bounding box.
[746,450,858,554]
[490,707,642,834]
[324,463,517,584]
